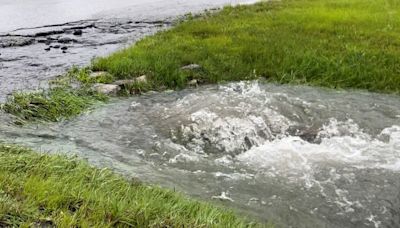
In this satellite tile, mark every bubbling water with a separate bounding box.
[1,81,400,227]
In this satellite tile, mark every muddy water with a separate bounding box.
[1,81,399,227]
[0,0,256,102]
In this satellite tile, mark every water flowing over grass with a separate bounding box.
[0,144,263,227]
[1,68,109,123]
[2,1,396,226]
[93,0,400,93]
[1,88,107,123]
[4,0,400,123]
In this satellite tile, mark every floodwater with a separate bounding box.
[1,81,400,227]
[1,1,400,227]
[0,0,255,33]
[0,0,256,102]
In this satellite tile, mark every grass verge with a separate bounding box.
[1,68,108,123]
[4,0,400,122]
[0,144,263,227]
[1,88,107,123]
[93,0,400,93]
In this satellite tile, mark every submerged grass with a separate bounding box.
[1,68,108,123]
[0,144,263,227]
[93,0,400,93]
[1,88,107,123]
[5,0,400,122]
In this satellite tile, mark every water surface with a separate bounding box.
[0,0,256,101]
[0,0,255,33]
[1,81,399,227]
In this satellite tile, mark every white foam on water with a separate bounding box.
[212,191,234,202]
[234,119,400,225]
[134,81,400,226]
[159,82,296,155]
[3,80,400,227]
[214,171,254,180]
[182,110,274,153]
[237,120,400,174]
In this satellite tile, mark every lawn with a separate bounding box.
[4,0,400,122]
[93,0,400,93]
[0,144,261,227]
[1,1,397,226]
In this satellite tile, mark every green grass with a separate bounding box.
[1,88,107,123]
[1,69,109,123]
[93,0,400,93]
[0,144,263,227]
[5,0,400,122]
